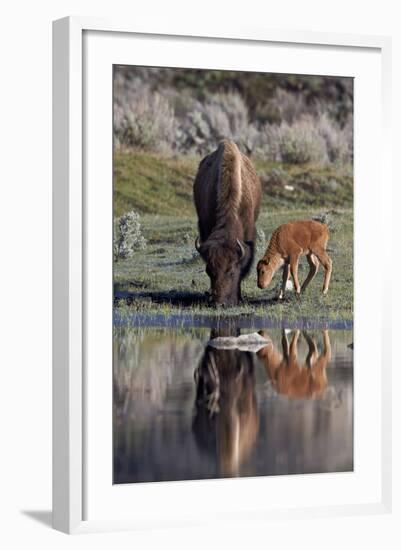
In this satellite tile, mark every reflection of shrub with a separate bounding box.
[114,210,147,261]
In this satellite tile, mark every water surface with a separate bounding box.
[113,327,353,483]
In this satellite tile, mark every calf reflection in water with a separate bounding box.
[193,335,259,477]
[257,329,331,399]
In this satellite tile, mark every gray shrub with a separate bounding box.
[114,76,175,153]
[176,92,259,156]
[267,88,319,124]
[315,112,353,164]
[275,117,329,164]
[114,210,147,261]
[255,114,353,165]
[113,73,353,166]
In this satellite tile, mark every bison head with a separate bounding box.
[196,237,252,306]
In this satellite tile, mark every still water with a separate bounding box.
[113,327,353,484]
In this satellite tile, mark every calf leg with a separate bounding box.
[301,253,319,292]
[278,263,290,299]
[289,330,300,361]
[313,248,332,295]
[312,331,331,389]
[321,329,332,362]
[289,253,301,294]
[303,331,318,368]
[281,330,290,360]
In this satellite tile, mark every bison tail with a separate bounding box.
[217,140,242,218]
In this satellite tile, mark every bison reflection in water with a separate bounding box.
[193,331,259,477]
[257,329,331,399]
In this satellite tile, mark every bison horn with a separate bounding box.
[237,239,246,259]
[195,237,201,252]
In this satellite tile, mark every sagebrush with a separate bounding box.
[114,68,353,166]
[114,210,147,260]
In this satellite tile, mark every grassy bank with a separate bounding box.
[114,154,353,324]
[114,150,353,217]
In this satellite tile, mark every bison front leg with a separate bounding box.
[237,282,243,303]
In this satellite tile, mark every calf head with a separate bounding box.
[257,258,275,289]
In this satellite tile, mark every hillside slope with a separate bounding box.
[114,151,353,217]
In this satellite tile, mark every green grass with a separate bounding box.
[114,150,353,217]
[114,206,353,325]
[114,152,196,217]
[114,150,353,324]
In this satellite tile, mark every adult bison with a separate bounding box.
[193,140,262,306]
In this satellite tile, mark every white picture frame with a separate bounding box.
[52,16,392,534]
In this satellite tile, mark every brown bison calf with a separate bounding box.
[256,220,332,298]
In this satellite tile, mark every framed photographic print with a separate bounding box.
[52,17,392,533]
